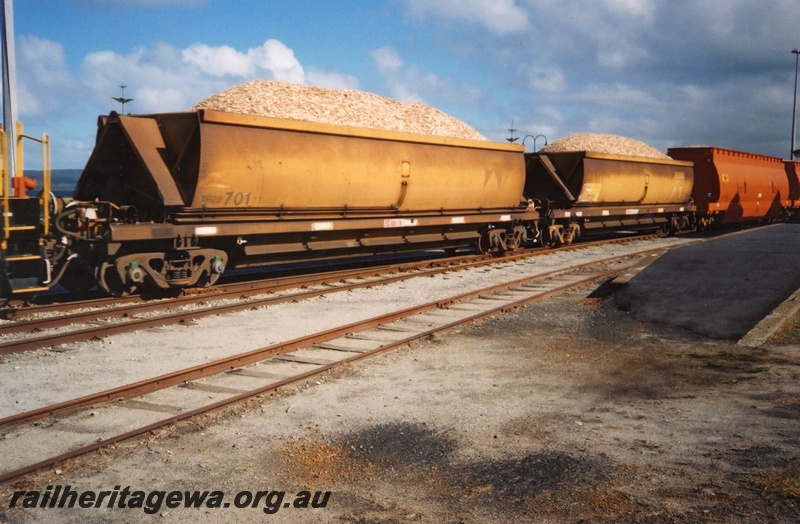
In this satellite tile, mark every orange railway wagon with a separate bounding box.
[784,160,800,210]
[667,146,790,227]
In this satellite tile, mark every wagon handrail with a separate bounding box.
[0,127,8,248]
[18,131,52,236]
[13,123,52,236]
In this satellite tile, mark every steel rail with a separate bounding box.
[0,263,413,335]
[1,230,667,320]
[0,266,616,485]
[0,257,495,354]
[0,256,464,323]
[0,260,619,427]
[0,234,667,355]
[0,251,484,319]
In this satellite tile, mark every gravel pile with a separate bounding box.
[541,133,670,160]
[193,81,487,140]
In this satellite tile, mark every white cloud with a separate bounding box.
[601,0,656,23]
[135,86,188,111]
[18,0,800,166]
[17,36,358,167]
[81,45,197,113]
[78,39,316,114]
[182,44,255,77]
[371,47,424,102]
[372,47,404,75]
[401,0,530,35]
[528,65,566,93]
[678,84,707,105]
[16,36,77,118]
[371,46,480,106]
[182,39,304,83]
[596,45,650,69]
[581,83,657,113]
[247,40,305,83]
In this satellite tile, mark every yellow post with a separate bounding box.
[0,127,4,197]
[0,127,8,249]
[41,132,50,236]
[14,120,22,181]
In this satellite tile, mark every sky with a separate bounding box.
[5,0,800,168]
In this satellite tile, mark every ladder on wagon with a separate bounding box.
[0,123,52,296]
[0,0,52,298]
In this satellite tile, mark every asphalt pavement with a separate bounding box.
[614,224,800,339]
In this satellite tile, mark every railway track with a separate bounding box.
[0,231,673,321]
[0,255,504,355]
[0,252,483,320]
[0,249,484,319]
[0,236,690,485]
[0,234,672,355]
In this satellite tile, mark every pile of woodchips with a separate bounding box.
[541,133,670,159]
[193,81,486,141]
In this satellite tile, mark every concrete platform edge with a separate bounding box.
[738,287,800,347]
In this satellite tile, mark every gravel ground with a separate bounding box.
[2,237,800,523]
[0,238,690,418]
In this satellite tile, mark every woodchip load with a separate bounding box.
[541,132,671,160]
[193,81,487,141]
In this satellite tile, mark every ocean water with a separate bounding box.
[24,169,82,197]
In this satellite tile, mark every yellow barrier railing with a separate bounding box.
[0,123,53,244]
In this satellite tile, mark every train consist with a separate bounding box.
[1,102,799,297]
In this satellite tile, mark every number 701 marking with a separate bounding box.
[225,192,252,206]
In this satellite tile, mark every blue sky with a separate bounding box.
[7,0,800,168]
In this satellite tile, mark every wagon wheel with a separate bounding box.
[476,235,493,254]
[540,232,561,249]
[542,238,560,249]
[97,261,137,297]
[476,233,506,255]
[0,276,10,308]
[540,225,564,249]
[59,259,97,296]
